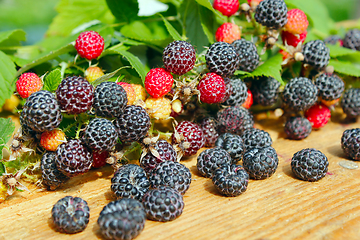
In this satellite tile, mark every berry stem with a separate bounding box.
[122,142,141,161]
[75,121,83,139]
[22,172,36,182]
[59,62,68,80]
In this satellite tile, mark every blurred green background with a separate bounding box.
[0,0,359,45]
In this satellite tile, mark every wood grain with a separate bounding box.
[1,110,360,240]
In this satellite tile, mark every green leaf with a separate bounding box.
[329,59,360,77]
[105,0,139,23]
[47,0,114,37]
[235,54,284,84]
[106,44,147,82]
[195,0,226,20]
[43,69,62,92]
[0,51,17,108]
[16,43,74,77]
[198,4,216,44]
[0,118,15,160]
[252,54,283,84]
[92,66,130,86]
[285,0,332,35]
[327,44,360,59]
[0,29,26,46]
[234,70,253,78]
[158,14,183,41]
[180,0,210,53]
[120,21,171,47]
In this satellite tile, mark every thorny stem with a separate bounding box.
[194,62,206,68]
[152,129,173,140]
[63,121,78,133]
[121,142,141,161]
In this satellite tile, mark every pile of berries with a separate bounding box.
[3,0,360,238]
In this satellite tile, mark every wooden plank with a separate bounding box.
[1,110,360,240]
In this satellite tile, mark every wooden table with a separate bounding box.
[1,109,360,240]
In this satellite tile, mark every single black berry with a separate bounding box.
[111,164,150,201]
[56,139,93,178]
[282,77,318,112]
[314,73,345,102]
[284,116,312,140]
[97,198,146,240]
[51,196,90,234]
[20,90,62,133]
[142,186,184,222]
[212,163,249,197]
[205,41,239,77]
[302,40,330,70]
[341,128,360,161]
[341,88,360,119]
[93,81,128,118]
[114,105,151,143]
[83,118,118,151]
[243,146,278,180]
[231,39,259,72]
[343,29,360,51]
[56,76,94,115]
[254,0,288,29]
[163,40,196,75]
[291,148,329,181]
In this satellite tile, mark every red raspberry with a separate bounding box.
[213,0,239,17]
[172,121,205,157]
[75,31,104,60]
[284,9,309,35]
[92,150,109,168]
[242,89,253,109]
[16,72,43,99]
[40,129,66,151]
[305,103,331,129]
[281,30,307,47]
[145,68,174,98]
[197,73,226,104]
[215,23,241,44]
